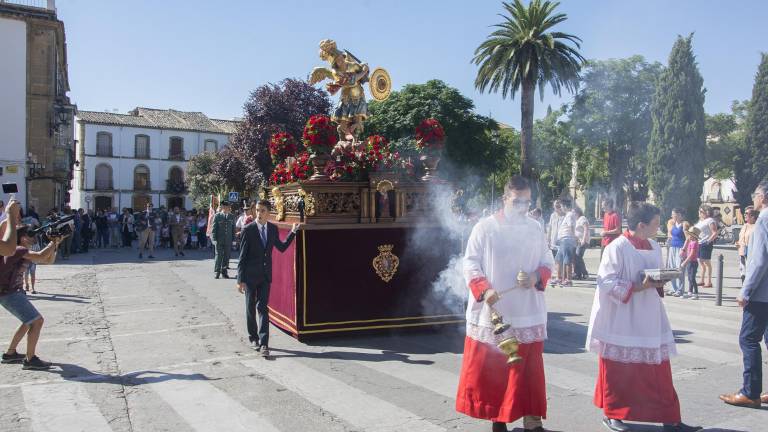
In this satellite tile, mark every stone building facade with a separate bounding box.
[0,0,75,212]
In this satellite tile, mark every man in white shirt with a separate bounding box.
[554,199,578,285]
[547,200,564,256]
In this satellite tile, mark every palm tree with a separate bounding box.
[473,0,585,180]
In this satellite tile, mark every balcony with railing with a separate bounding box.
[0,0,55,11]
[166,179,187,195]
[94,179,113,191]
[133,180,151,191]
[168,151,185,161]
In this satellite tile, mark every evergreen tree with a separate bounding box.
[647,35,706,220]
[737,53,768,207]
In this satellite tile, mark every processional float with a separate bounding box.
[263,38,518,361]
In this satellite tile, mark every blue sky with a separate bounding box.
[58,0,767,126]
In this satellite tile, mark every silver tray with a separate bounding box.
[642,268,682,282]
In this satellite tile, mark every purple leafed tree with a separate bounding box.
[213,145,250,193]
[229,78,331,189]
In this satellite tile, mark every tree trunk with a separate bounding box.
[520,78,535,179]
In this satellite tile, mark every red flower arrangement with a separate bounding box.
[270,162,291,185]
[302,114,337,155]
[415,118,446,151]
[364,135,390,169]
[291,151,312,181]
[268,132,297,164]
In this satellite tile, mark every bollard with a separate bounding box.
[716,254,724,306]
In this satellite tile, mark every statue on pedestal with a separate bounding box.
[309,39,391,143]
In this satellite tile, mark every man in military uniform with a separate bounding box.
[134,202,156,259]
[211,201,235,279]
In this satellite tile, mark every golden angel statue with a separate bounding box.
[309,39,391,143]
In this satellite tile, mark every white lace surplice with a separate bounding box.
[586,236,677,364]
[463,214,555,345]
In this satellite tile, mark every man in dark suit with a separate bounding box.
[721,180,768,408]
[236,199,299,356]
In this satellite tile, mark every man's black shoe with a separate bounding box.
[215,272,220,279]
[492,422,507,432]
[138,253,143,259]
[22,356,52,370]
[1,351,25,364]
[602,418,630,432]
[180,251,185,256]
[148,255,154,259]
[221,272,230,279]
[663,423,703,432]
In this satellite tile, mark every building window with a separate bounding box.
[167,166,186,194]
[204,139,218,152]
[95,163,113,190]
[169,137,184,160]
[169,166,184,183]
[96,132,113,156]
[133,165,150,191]
[135,135,150,159]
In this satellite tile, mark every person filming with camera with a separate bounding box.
[0,223,65,370]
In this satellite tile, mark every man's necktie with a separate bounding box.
[260,225,267,247]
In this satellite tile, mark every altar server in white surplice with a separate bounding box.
[586,202,702,432]
[456,176,555,432]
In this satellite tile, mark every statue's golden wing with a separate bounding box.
[309,67,334,85]
[369,67,392,101]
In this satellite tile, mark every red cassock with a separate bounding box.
[587,232,681,424]
[456,211,554,423]
[456,338,546,422]
[594,357,681,423]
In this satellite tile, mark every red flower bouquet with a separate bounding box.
[302,114,337,155]
[364,135,390,169]
[268,132,298,164]
[270,162,291,185]
[291,151,312,181]
[415,118,446,152]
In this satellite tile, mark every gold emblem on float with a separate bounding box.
[373,244,399,282]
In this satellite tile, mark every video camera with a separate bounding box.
[29,214,75,242]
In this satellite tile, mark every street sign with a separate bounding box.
[228,192,239,202]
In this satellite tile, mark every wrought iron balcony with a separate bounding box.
[133,181,151,191]
[166,179,187,194]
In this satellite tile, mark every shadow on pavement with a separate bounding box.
[268,347,434,365]
[28,292,92,304]
[544,312,589,355]
[42,362,217,386]
[54,248,215,266]
[304,326,467,355]
[620,424,750,432]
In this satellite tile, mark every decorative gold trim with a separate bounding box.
[272,186,285,221]
[298,320,465,335]
[268,306,296,326]
[270,313,298,333]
